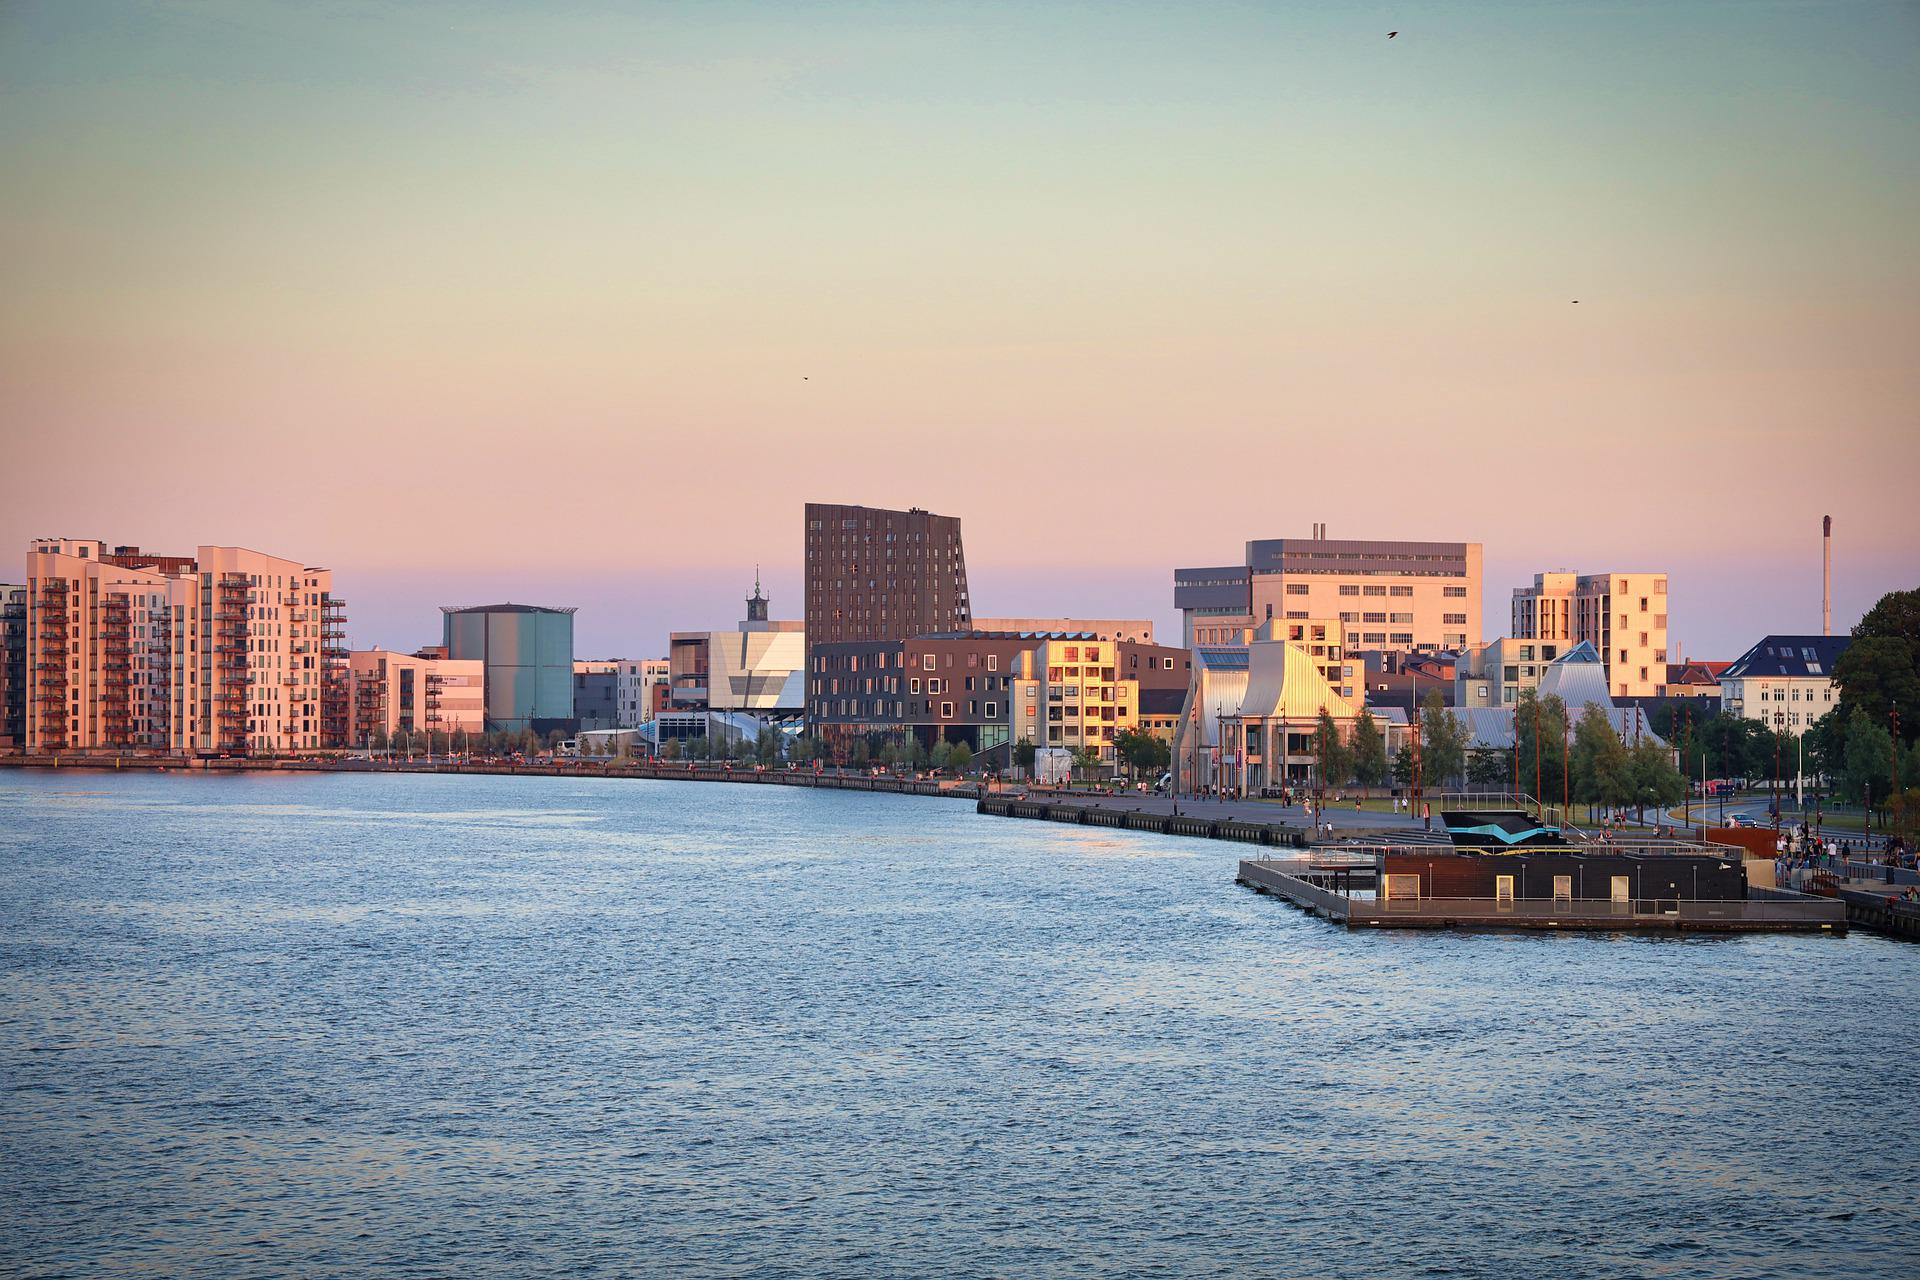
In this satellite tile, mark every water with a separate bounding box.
[1,770,1915,1279]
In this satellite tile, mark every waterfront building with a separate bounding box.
[810,630,1045,765]
[1660,660,1729,699]
[1169,647,1251,794]
[24,539,347,756]
[1214,640,1363,796]
[1451,642,1667,762]
[1454,637,1564,709]
[441,603,576,734]
[573,660,621,730]
[804,503,971,648]
[1718,635,1849,737]
[1005,637,1188,769]
[1512,571,1669,699]
[669,578,806,715]
[1175,528,1481,654]
[616,658,670,727]
[0,585,25,749]
[348,649,485,743]
[972,617,1156,643]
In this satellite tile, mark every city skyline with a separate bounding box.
[5,1,1917,655]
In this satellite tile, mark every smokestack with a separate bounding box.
[1823,515,1832,635]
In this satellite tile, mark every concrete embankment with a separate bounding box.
[0,753,983,800]
[975,795,1309,849]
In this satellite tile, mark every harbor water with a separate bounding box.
[2,770,1915,1278]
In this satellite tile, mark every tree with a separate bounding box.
[851,737,871,766]
[1070,745,1101,781]
[1513,691,1572,808]
[1391,743,1414,788]
[930,740,953,772]
[1112,728,1168,784]
[948,741,973,774]
[1466,748,1509,787]
[1571,704,1633,816]
[1418,690,1467,789]
[370,727,389,752]
[756,726,780,763]
[1014,738,1037,775]
[1842,706,1895,808]
[1348,711,1388,796]
[1832,635,1920,741]
[1628,738,1687,823]
[1314,710,1351,791]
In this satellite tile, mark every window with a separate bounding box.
[910,678,921,694]
[922,653,934,670]
[1444,586,1467,598]
[1285,583,1309,595]
[1338,585,1360,596]
[1389,586,1413,597]
[1363,585,1386,597]
[987,654,997,672]
[1444,613,1467,625]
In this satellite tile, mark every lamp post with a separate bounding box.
[1772,711,1784,835]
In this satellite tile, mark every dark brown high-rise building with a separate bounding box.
[804,503,971,647]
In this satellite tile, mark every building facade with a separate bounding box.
[804,503,971,648]
[1719,635,1849,737]
[573,660,620,730]
[349,648,485,743]
[616,658,670,727]
[1454,636,1565,709]
[441,603,576,733]
[24,538,348,756]
[1512,571,1668,700]
[1,585,24,749]
[1176,531,1481,655]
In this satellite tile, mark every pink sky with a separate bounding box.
[3,3,1916,656]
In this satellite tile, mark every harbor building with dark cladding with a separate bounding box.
[441,603,576,735]
[1176,525,1481,656]
[803,503,971,648]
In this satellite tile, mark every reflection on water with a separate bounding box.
[1,770,1915,1279]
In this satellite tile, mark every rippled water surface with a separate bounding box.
[2,770,1916,1278]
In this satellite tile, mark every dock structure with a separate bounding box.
[976,796,1309,849]
[1236,856,1847,934]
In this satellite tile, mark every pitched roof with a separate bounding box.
[1722,635,1850,680]
[1537,640,1612,711]
[1234,641,1358,720]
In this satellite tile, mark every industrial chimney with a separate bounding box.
[1823,515,1832,635]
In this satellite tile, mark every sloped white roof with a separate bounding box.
[1234,640,1358,720]
[1537,640,1612,712]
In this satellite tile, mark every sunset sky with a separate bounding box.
[3,1,1915,657]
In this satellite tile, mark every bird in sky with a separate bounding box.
[1571,300,1580,304]
[1387,31,1398,38]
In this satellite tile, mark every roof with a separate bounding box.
[1193,647,1249,670]
[1536,640,1612,711]
[1234,640,1358,720]
[441,603,578,616]
[1139,688,1187,715]
[1665,661,1724,687]
[1722,635,1850,680]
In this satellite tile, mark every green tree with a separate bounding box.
[851,737,871,766]
[1514,691,1572,807]
[1391,743,1414,788]
[1571,704,1633,816]
[1070,745,1101,781]
[1314,710,1351,790]
[930,740,953,771]
[1832,635,1920,742]
[1842,706,1896,807]
[1014,738,1038,775]
[1466,748,1509,787]
[1418,690,1467,789]
[1348,710,1388,795]
[1628,738,1687,823]
[661,737,681,760]
[948,741,973,774]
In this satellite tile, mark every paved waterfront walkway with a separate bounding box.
[1009,788,1430,834]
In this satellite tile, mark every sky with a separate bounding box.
[2,1,1916,658]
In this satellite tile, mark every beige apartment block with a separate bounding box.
[1453,636,1567,708]
[24,539,187,753]
[1513,571,1668,699]
[349,649,485,743]
[24,538,348,756]
[1177,534,1481,655]
[1008,637,1143,766]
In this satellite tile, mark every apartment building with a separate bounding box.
[1,585,24,749]
[616,658,670,726]
[804,503,970,648]
[1512,571,1668,699]
[349,648,485,743]
[1453,636,1565,709]
[1176,529,1481,654]
[809,630,1042,761]
[1006,637,1190,768]
[1719,635,1849,737]
[24,539,347,755]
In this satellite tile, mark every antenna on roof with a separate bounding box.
[1822,515,1832,636]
